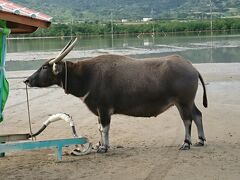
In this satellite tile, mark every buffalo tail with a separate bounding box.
[198,72,208,108]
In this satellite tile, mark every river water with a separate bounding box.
[5,33,240,71]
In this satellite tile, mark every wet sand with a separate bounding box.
[0,63,240,180]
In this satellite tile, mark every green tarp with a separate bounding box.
[0,20,10,122]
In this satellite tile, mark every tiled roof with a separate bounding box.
[0,0,52,22]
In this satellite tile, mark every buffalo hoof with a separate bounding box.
[179,143,190,150]
[194,142,204,147]
[97,145,108,153]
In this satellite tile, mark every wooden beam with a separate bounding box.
[10,27,38,34]
[0,11,51,29]
[6,21,38,34]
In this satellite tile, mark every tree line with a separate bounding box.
[28,18,240,37]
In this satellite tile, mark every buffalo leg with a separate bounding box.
[192,104,206,146]
[97,109,111,153]
[176,104,193,150]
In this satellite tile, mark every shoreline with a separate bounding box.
[5,50,240,63]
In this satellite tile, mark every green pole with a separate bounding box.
[0,20,10,123]
[0,19,10,157]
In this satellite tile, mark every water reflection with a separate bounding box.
[5,33,240,71]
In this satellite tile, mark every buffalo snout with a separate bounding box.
[23,79,29,84]
[23,78,31,87]
[23,77,34,87]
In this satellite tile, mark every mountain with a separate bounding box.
[11,0,240,22]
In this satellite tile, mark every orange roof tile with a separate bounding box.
[0,0,52,22]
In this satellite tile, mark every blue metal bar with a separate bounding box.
[0,142,5,157]
[0,137,88,160]
[57,146,63,161]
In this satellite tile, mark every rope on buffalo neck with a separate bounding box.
[25,84,34,141]
[64,61,68,94]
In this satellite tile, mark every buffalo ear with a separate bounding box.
[52,63,64,75]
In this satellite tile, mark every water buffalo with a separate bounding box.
[25,38,208,153]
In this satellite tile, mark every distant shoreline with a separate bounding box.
[8,29,240,40]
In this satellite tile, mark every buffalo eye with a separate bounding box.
[42,65,48,70]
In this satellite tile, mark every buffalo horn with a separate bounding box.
[49,37,78,64]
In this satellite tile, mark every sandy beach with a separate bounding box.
[0,62,240,180]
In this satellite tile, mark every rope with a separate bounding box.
[25,84,34,141]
